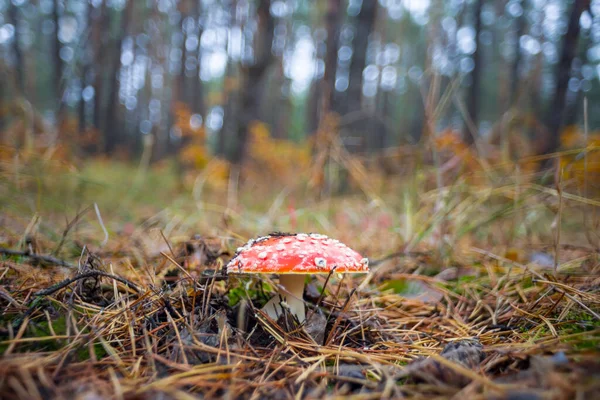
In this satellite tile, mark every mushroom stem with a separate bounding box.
[262,274,306,322]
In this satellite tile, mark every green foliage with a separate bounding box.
[227,278,274,307]
[381,279,423,296]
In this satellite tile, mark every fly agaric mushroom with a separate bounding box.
[226,233,369,322]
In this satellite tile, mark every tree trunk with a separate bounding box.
[509,0,526,106]
[176,0,190,107]
[191,0,204,116]
[464,0,483,144]
[7,1,24,94]
[92,1,108,133]
[339,1,377,117]
[78,0,92,135]
[422,0,443,143]
[52,0,64,122]
[542,0,590,155]
[564,20,591,127]
[217,0,239,158]
[306,0,342,136]
[104,0,134,154]
[230,0,274,164]
[344,0,378,152]
[320,0,341,122]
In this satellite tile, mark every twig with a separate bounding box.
[306,266,337,322]
[53,205,93,255]
[0,286,24,309]
[159,230,176,258]
[160,251,196,284]
[532,279,600,321]
[553,165,564,274]
[94,203,109,247]
[197,269,228,283]
[324,288,357,346]
[0,247,76,269]
[34,270,141,296]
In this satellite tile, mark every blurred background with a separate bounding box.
[0,0,598,201]
[0,0,599,292]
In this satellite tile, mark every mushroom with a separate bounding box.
[226,233,369,322]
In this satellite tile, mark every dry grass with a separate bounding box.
[1,155,599,399]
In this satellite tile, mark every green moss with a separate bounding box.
[381,279,423,296]
[75,341,108,361]
[28,314,68,338]
[555,311,600,350]
[520,276,534,289]
[227,278,274,307]
[458,275,477,284]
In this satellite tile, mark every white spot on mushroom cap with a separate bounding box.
[314,257,327,269]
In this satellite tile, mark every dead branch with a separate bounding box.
[34,270,142,296]
[0,247,76,269]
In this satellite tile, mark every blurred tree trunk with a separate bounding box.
[261,63,285,139]
[78,2,92,135]
[542,0,590,155]
[2,1,23,134]
[320,0,341,122]
[509,0,525,106]
[494,0,509,124]
[564,21,591,127]
[104,0,134,154]
[530,51,543,116]
[176,0,190,107]
[339,1,376,116]
[230,0,274,164]
[274,74,292,139]
[422,0,442,143]
[464,0,483,144]
[344,0,378,152]
[306,1,342,136]
[7,1,24,94]
[191,0,204,116]
[92,1,108,134]
[306,83,320,135]
[52,0,65,122]
[168,0,191,159]
[374,89,391,150]
[315,0,344,193]
[217,64,237,157]
[217,0,240,158]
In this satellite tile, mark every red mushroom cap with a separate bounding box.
[226,233,369,274]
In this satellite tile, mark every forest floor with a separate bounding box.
[1,157,599,399]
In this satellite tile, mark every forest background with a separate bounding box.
[0,0,596,180]
[1,1,600,398]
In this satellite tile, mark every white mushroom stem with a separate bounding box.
[262,274,306,322]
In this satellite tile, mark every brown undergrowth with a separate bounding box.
[1,155,600,399]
